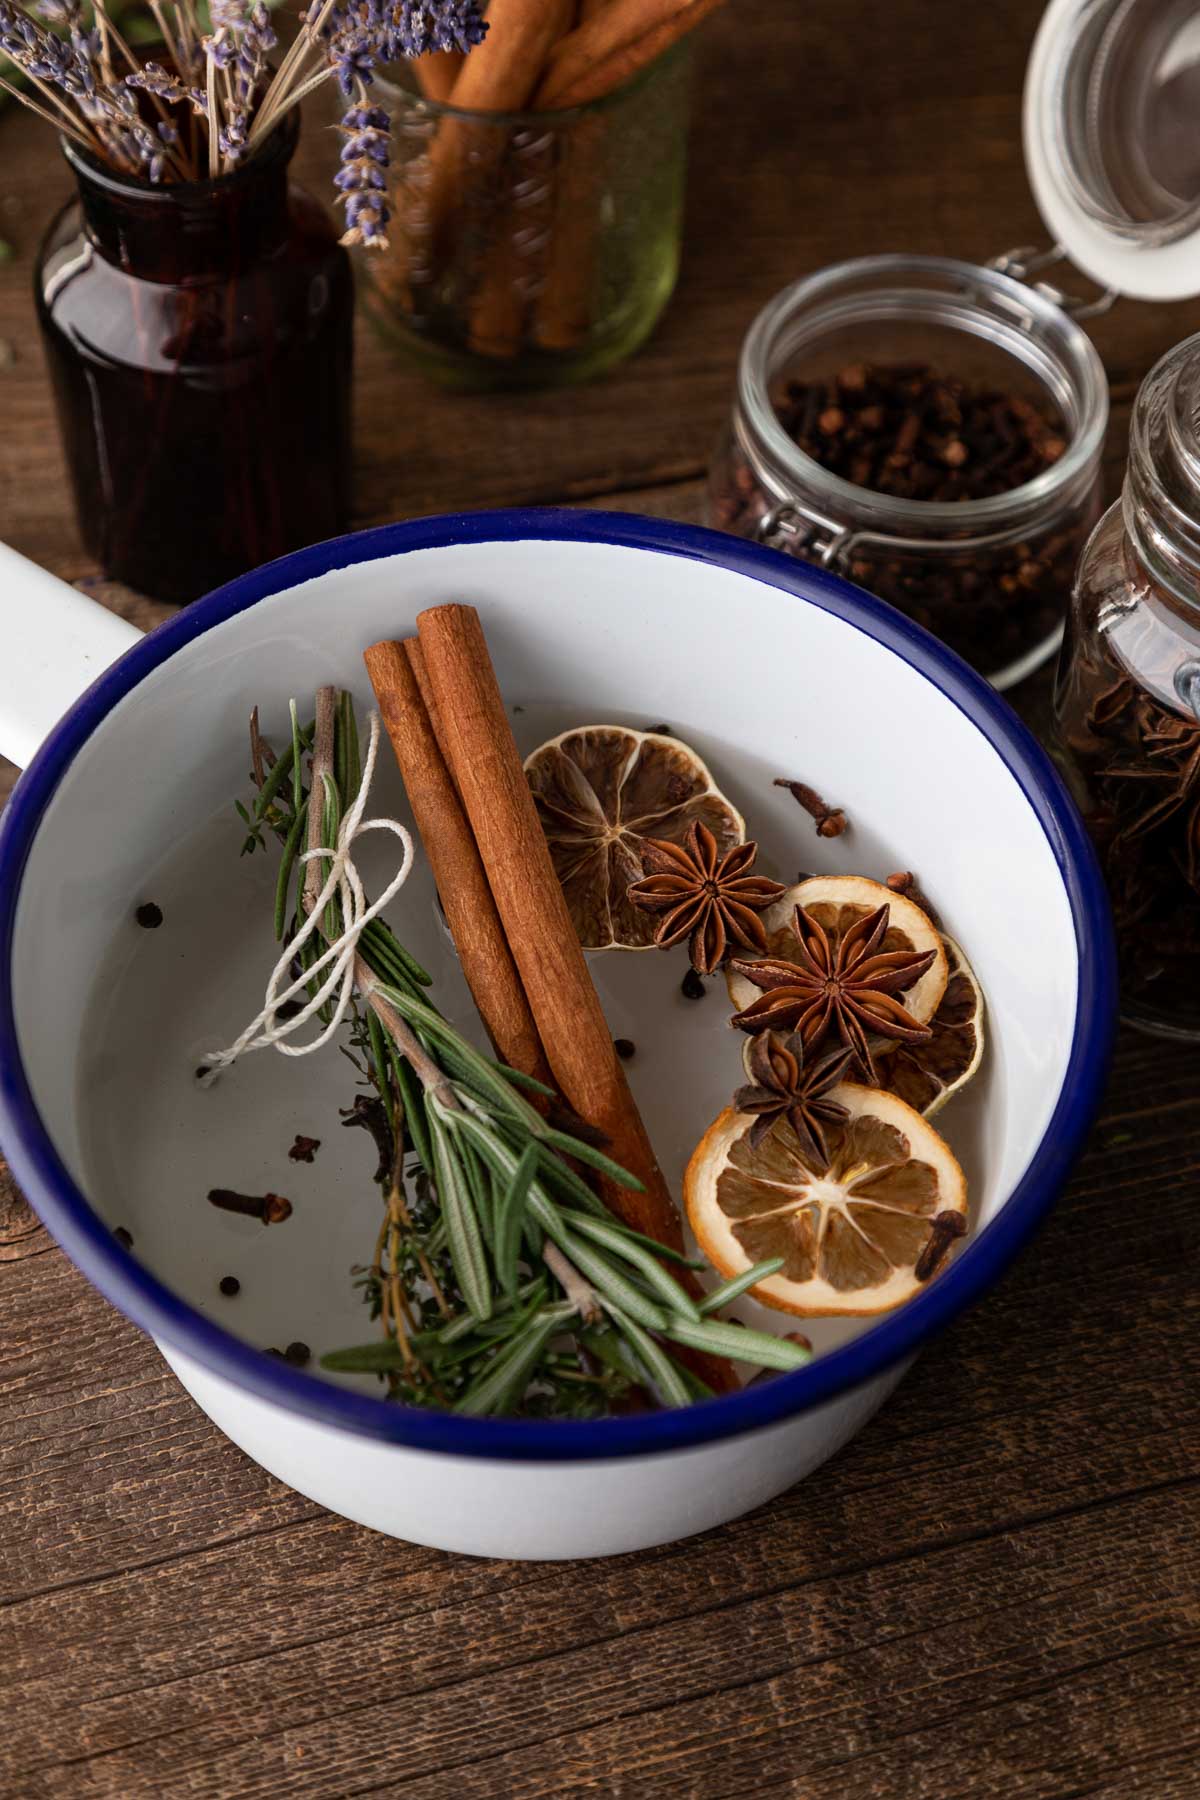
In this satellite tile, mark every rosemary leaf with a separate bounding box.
[524,1143,611,1220]
[321,1341,412,1373]
[496,1143,539,1305]
[342,690,362,798]
[429,1109,491,1321]
[455,1306,569,1416]
[390,1044,431,1169]
[365,1006,394,1135]
[289,699,304,818]
[534,1127,646,1193]
[561,1212,703,1322]
[489,1063,557,1097]
[665,1316,812,1371]
[461,1141,496,1255]
[573,1218,705,1270]
[434,1276,546,1346]
[273,801,309,941]
[361,919,432,989]
[601,1303,693,1408]
[697,1258,785,1315]
[333,691,350,805]
[547,1225,670,1332]
[252,716,311,820]
[320,771,342,945]
[384,990,544,1129]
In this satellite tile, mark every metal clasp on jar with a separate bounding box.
[755,497,1055,568]
[987,243,1118,321]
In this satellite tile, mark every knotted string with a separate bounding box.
[200,710,414,1082]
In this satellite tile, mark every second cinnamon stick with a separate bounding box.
[363,638,552,1088]
[414,603,683,1250]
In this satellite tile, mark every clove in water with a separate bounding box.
[207,1188,293,1225]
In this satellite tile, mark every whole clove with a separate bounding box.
[886,870,943,931]
[774,777,848,838]
[711,361,1094,678]
[207,1188,293,1225]
[778,363,1065,502]
[915,1209,968,1282]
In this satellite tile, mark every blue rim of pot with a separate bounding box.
[0,509,1117,1462]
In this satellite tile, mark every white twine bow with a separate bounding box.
[200,710,414,1082]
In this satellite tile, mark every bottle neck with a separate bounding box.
[65,114,297,279]
[1123,331,1200,613]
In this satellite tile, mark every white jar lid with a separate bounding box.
[1024,0,1200,301]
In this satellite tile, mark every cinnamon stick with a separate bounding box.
[531,115,603,352]
[414,49,463,104]
[536,0,723,110]
[364,638,552,1088]
[415,605,682,1247]
[427,0,574,269]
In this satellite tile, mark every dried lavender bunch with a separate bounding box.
[0,0,487,241]
[230,691,810,1418]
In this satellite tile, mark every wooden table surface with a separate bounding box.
[2,4,1199,1795]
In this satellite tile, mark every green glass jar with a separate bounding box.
[362,44,691,390]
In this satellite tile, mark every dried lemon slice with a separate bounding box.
[875,935,985,1117]
[525,726,745,951]
[725,875,948,1084]
[686,1083,968,1317]
[726,875,947,1027]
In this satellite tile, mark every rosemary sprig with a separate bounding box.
[234,690,812,1418]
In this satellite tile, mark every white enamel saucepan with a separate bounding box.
[0,512,1114,1560]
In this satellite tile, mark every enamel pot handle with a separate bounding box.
[0,543,143,769]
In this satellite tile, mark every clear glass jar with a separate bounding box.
[1055,333,1200,1040]
[360,46,691,390]
[707,256,1109,688]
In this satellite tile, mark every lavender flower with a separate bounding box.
[35,0,81,28]
[0,0,94,96]
[336,101,390,249]
[329,27,375,96]
[125,60,187,103]
[1,0,488,189]
[394,0,487,57]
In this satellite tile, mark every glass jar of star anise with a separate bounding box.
[1056,334,1200,1040]
[707,255,1108,689]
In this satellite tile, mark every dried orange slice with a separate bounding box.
[875,935,985,1117]
[525,726,745,951]
[686,1083,968,1317]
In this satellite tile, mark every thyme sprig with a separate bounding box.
[236,688,810,1418]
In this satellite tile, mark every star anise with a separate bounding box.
[1105,705,1200,885]
[728,902,936,1081]
[626,821,786,975]
[734,1032,854,1159]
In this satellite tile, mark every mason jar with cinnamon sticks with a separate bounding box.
[363,0,716,387]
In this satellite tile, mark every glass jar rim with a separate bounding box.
[60,106,298,203]
[736,253,1110,535]
[373,36,687,127]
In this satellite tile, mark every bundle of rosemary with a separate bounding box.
[222,689,809,1418]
